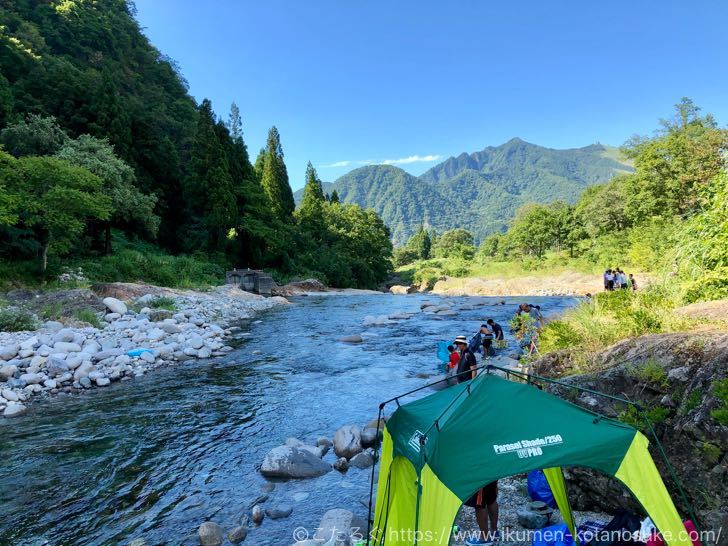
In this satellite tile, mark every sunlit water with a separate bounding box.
[0,293,578,546]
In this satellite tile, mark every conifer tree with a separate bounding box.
[300,161,325,214]
[260,126,295,219]
[330,189,340,204]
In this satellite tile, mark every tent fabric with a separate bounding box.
[543,467,578,543]
[615,433,691,546]
[372,372,690,546]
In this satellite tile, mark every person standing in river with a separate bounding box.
[480,324,495,357]
[454,336,477,383]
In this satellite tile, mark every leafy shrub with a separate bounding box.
[0,308,37,332]
[682,388,703,414]
[539,320,582,351]
[392,247,420,267]
[618,404,671,430]
[413,266,443,290]
[40,302,64,321]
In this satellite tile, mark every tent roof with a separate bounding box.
[385,372,639,501]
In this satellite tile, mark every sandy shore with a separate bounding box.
[431,272,608,297]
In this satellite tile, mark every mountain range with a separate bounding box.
[295,138,632,245]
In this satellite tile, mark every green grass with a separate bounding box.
[538,286,693,372]
[148,296,177,311]
[710,379,728,425]
[628,358,669,390]
[74,309,102,328]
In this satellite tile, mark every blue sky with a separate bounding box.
[134,0,728,190]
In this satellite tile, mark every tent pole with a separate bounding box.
[641,410,701,533]
[366,404,384,544]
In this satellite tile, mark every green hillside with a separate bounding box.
[0,0,392,289]
[295,139,632,245]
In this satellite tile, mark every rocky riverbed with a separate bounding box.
[0,284,287,418]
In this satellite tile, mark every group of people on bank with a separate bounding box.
[439,303,546,545]
[603,268,637,291]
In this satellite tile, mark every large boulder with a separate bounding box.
[260,445,332,478]
[102,297,128,315]
[333,425,362,459]
[3,404,27,418]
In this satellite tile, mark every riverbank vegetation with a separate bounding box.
[397,98,727,305]
[0,1,392,290]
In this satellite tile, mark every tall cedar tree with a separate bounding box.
[187,99,236,251]
[261,126,295,220]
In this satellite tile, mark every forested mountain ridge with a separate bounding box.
[295,139,632,245]
[0,0,393,288]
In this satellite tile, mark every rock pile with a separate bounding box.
[0,287,287,417]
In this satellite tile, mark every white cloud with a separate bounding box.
[320,160,352,168]
[381,154,441,165]
[319,154,441,168]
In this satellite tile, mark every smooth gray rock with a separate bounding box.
[360,427,380,447]
[339,334,363,344]
[0,344,19,361]
[0,364,18,381]
[227,525,248,544]
[314,509,366,545]
[517,508,550,529]
[19,373,43,385]
[333,425,362,459]
[3,403,27,418]
[95,377,111,386]
[349,450,374,469]
[265,504,293,519]
[74,362,95,381]
[52,329,76,343]
[260,445,332,478]
[103,297,128,315]
[19,336,38,350]
[198,521,224,546]
[1,389,19,402]
[46,357,70,377]
[333,457,349,472]
[251,505,265,524]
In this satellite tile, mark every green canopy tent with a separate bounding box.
[369,369,693,546]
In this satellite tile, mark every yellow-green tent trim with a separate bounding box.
[371,373,691,546]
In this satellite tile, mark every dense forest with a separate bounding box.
[0,0,392,289]
[398,99,728,303]
[294,139,632,244]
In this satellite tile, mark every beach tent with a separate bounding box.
[371,371,691,546]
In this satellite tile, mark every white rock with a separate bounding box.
[52,329,76,343]
[1,389,19,402]
[0,364,17,381]
[103,297,128,315]
[104,313,121,322]
[188,335,204,349]
[53,342,82,353]
[43,379,57,389]
[140,352,155,364]
[18,348,34,358]
[95,377,111,387]
[0,344,19,360]
[73,362,95,381]
[3,403,27,418]
[197,347,212,359]
[19,373,44,385]
[20,336,38,350]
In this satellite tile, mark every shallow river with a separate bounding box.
[0,293,578,546]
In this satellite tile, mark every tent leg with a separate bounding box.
[366,405,384,542]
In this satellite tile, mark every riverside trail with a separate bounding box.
[0,293,578,545]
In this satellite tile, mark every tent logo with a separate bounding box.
[408,430,426,453]
[493,434,563,459]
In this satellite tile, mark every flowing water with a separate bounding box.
[0,293,578,546]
